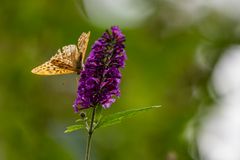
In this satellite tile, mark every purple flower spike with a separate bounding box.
[73,26,126,112]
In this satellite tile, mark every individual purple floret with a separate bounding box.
[73,26,126,112]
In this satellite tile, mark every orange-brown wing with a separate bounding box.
[31,61,75,75]
[75,32,90,68]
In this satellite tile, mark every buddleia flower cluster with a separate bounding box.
[73,26,127,112]
[65,26,160,160]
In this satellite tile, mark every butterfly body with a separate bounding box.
[31,32,90,75]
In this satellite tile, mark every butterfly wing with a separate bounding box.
[31,45,78,75]
[73,32,90,70]
[50,44,78,70]
[31,61,75,75]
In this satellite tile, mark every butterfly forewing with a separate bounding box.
[31,31,90,76]
[31,61,75,75]
[75,32,90,69]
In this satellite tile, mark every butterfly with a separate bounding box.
[31,32,90,75]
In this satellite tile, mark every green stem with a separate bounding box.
[85,106,97,160]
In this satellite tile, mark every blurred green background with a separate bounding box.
[1,0,240,160]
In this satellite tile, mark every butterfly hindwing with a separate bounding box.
[50,44,78,70]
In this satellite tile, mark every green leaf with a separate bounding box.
[75,119,84,123]
[64,124,85,133]
[95,105,161,129]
